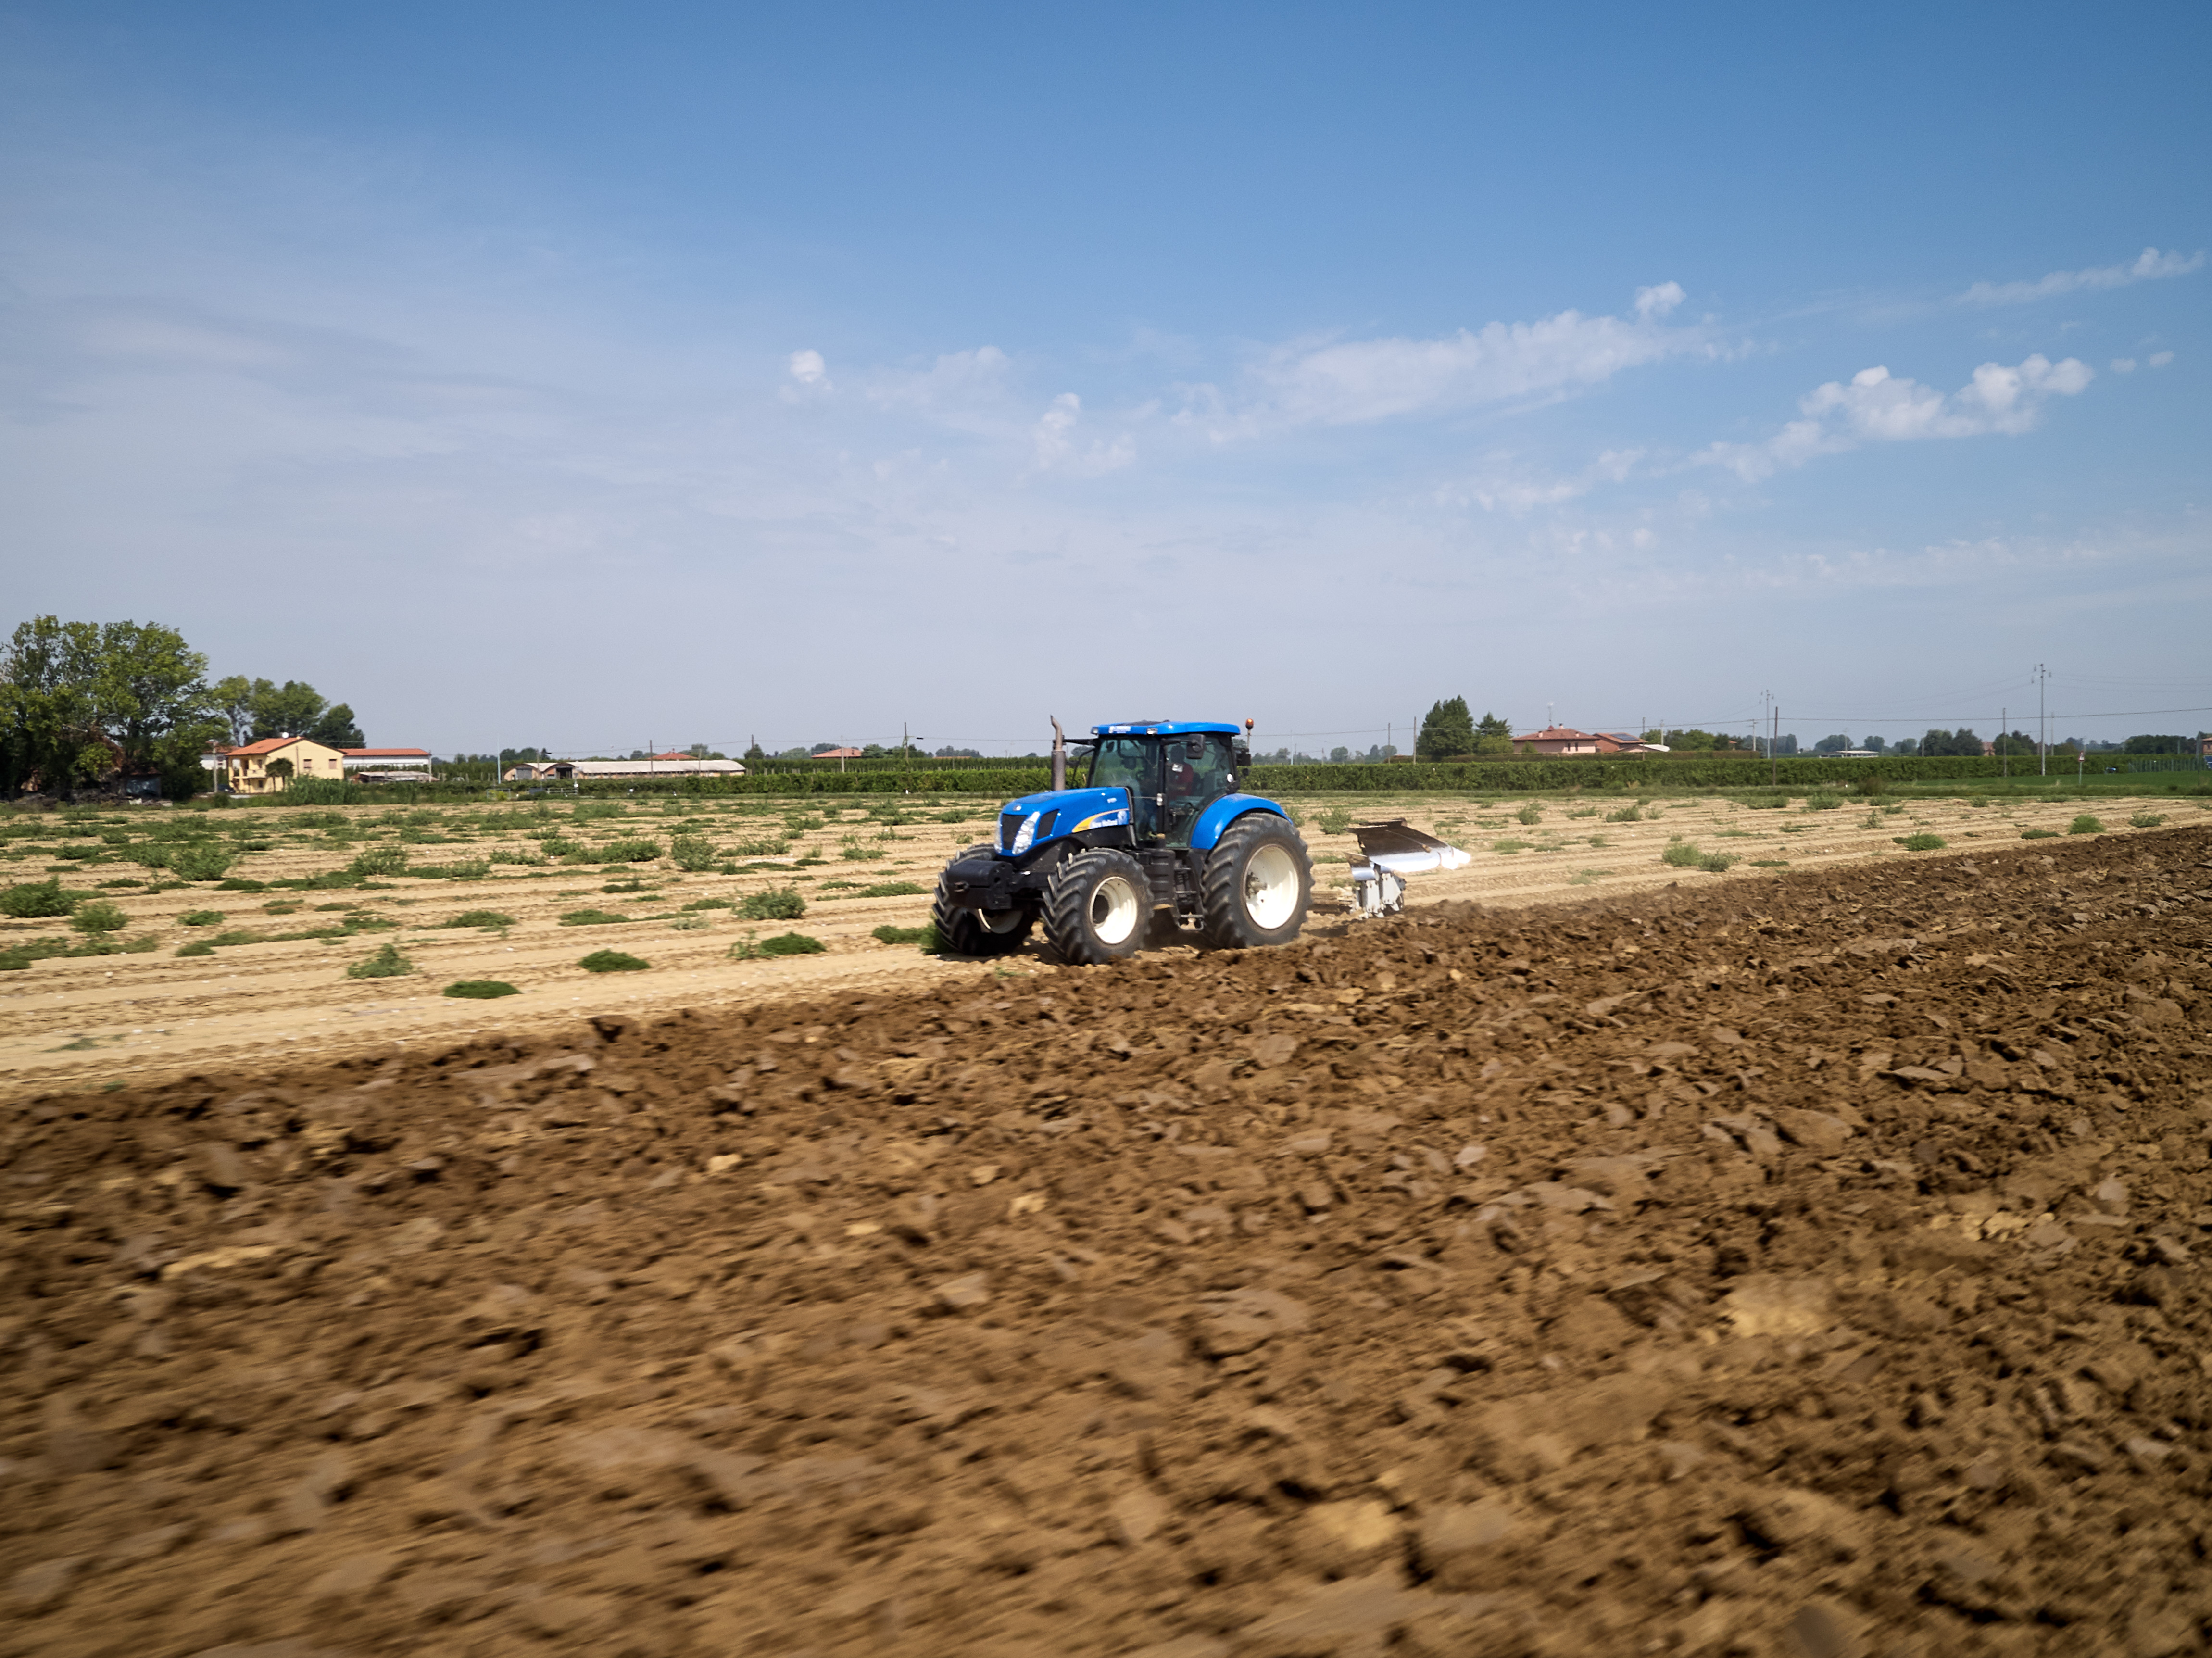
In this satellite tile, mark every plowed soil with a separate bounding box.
[4,826,2211,1658]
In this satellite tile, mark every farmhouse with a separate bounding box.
[218,736,346,793]
[1511,726,1661,757]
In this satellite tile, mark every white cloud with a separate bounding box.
[1232,287,1712,429]
[1442,446,1646,514]
[1032,391,1134,476]
[1701,354,2092,480]
[866,345,1013,417]
[787,348,828,386]
[1960,246,2204,306]
[2149,350,2175,368]
[2112,357,2137,374]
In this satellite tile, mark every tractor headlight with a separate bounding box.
[1009,812,1040,855]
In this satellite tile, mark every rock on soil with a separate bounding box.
[4,828,2212,1656]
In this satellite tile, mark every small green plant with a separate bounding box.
[1567,869,1610,886]
[68,899,129,935]
[1660,841,1704,868]
[1315,806,1354,834]
[1697,852,1738,873]
[175,939,214,956]
[1566,806,1597,819]
[1514,801,1543,825]
[580,948,649,972]
[1895,833,1947,851]
[729,837,790,858]
[872,922,937,949]
[855,881,927,898]
[1749,859,1789,867]
[670,833,719,871]
[216,878,269,892]
[445,910,516,929]
[585,838,662,864]
[167,842,235,881]
[1971,797,1991,809]
[1851,774,1888,798]
[1604,804,1642,823]
[1803,795,1843,812]
[837,833,880,862]
[347,845,409,877]
[729,931,760,960]
[1,878,80,918]
[559,908,630,926]
[2129,811,2167,828]
[602,877,654,892]
[682,897,734,911]
[1489,838,1533,854]
[179,909,226,927]
[758,931,826,957]
[2021,828,2059,840]
[443,979,521,998]
[2067,815,2105,835]
[346,942,414,979]
[739,886,806,921]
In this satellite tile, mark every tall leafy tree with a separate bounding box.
[1416,696,1476,760]
[210,676,265,747]
[250,680,329,740]
[0,616,109,793]
[307,703,364,747]
[92,621,210,768]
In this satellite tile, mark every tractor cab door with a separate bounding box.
[1088,736,1161,841]
[1161,733,1237,847]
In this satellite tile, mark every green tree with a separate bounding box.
[1992,730,2036,756]
[94,621,210,768]
[1813,734,1851,754]
[250,680,329,740]
[0,616,109,793]
[209,676,264,747]
[307,702,364,747]
[2122,734,2190,754]
[1416,696,1476,760]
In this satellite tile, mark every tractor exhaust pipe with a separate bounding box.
[1050,716,1067,792]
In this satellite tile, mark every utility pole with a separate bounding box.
[2036,665,2049,776]
[2001,706,2007,779]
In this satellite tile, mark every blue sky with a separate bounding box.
[3,1,2207,755]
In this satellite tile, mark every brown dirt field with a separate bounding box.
[4,822,2211,1656]
[2,791,2189,1096]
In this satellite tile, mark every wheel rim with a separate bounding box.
[1241,843,1299,930]
[979,907,1025,935]
[1089,875,1140,945]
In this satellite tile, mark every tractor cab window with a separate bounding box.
[1089,737,1159,839]
[1162,733,1236,846]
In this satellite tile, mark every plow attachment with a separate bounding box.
[1345,818,1471,919]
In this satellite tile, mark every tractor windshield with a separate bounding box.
[1162,733,1236,845]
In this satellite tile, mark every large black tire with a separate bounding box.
[931,843,1033,958]
[1200,813,1312,949]
[1042,848,1150,966]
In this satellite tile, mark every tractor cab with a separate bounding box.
[1083,722,1247,846]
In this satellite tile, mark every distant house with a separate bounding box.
[812,747,865,760]
[217,736,346,793]
[341,747,434,772]
[1511,726,1659,757]
[503,758,746,782]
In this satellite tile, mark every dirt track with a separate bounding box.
[4,826,2211,1657]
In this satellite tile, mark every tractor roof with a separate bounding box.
[1090,721,1244,738]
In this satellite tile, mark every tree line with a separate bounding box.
[1,615,364,799]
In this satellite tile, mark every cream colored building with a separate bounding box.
[218,736,346,793]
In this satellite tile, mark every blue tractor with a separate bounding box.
[932,719,1313,965]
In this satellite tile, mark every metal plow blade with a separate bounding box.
[1345,818,1471,919]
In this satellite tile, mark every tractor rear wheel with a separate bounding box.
[1200,813,1311,949]
[931,843,1033,958]
[1043,849,1150,966]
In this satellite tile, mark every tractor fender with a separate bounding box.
[1189,795,1289,853]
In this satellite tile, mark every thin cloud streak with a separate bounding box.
[1960,246,2204,306]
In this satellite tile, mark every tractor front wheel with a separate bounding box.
[931,844,1033,958]
[1200,814,1311,949]
[1043,849,1150,966]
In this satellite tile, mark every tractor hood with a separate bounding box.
[994,786,1131,853]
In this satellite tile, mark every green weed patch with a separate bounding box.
[579,949,649,972]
